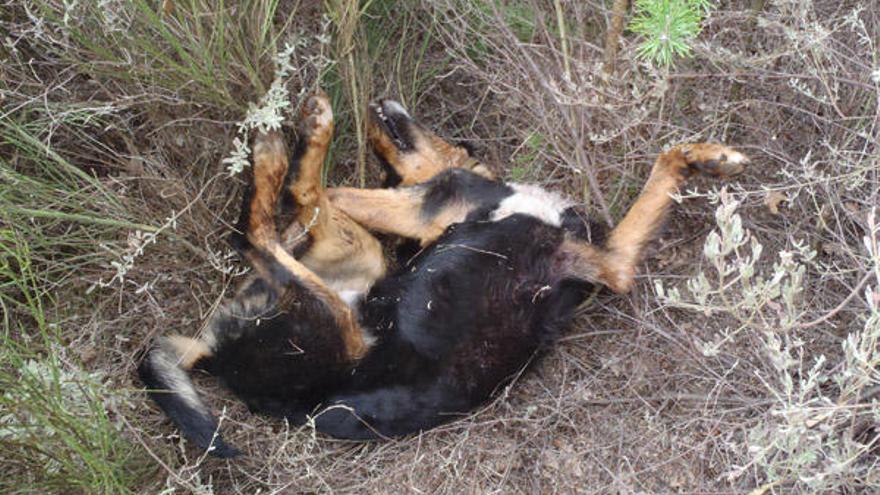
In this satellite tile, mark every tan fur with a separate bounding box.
[283,91,388,298]
[589,143,747,293]
[298,198,386,299]
[165,335,212,370]
[554,237,605,284]
[243,93,383,361]
[289,90,334,209]
[327,186,474,246]
[248,134,288,248]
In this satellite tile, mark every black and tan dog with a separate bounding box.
[139,91,747,457]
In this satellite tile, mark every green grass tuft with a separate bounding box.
[0,230,154,494]
[29,0,287,111]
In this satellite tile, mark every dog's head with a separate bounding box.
[368,99,494,186]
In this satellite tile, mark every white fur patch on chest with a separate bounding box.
[337,289,365,308]
[490,183,573,226]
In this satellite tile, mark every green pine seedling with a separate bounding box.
[629,0,714,67]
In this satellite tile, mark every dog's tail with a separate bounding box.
[138,335,240,458]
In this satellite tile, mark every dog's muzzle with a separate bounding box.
[369,99,417,152]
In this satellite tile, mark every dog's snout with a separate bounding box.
[369,99,416,152]
[380,100,410,118]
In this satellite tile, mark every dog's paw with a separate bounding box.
[252,130,288,178]
[302,90,333,143]
[680,143,749,178]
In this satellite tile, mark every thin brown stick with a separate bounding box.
[730,0,766,100]
[602,0,630,76]
[799,270,872,329]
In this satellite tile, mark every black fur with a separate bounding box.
[212,214,594,439]
[138,361,240,458]
[375,152,403,188]
[454,140,478,158]
[279,135,308,215]
[420,168,513,221]
[145,165,602,455]
[561,205,608,245]
[229,178,255,255]
[138,348,241,458]
[209,252,355,419]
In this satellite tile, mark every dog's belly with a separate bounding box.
[310,214,593,438]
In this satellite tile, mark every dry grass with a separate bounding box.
[1,0,878,493]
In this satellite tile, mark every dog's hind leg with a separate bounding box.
[276,91,386,303]
[560,143,748,293]
[237,126,374,359]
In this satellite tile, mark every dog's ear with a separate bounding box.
[368,99,493,185]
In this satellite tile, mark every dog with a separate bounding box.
[139,91,747,457]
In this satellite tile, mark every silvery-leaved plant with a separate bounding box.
[732,211,880,491]
[654,188,815,357]
[656,191,880,490]
[0,357,110,474]
[223,16,334,176]
[222,41,305,176]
